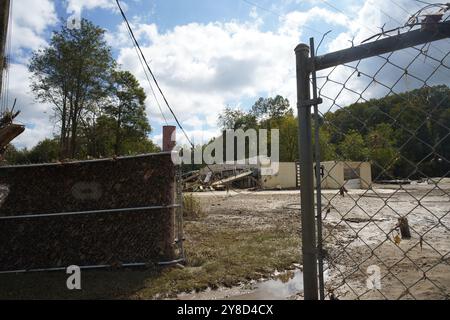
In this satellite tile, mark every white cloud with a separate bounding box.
[113,19,301,140]
[327,0,413,52]
[5,1,57,148]
[105,21,158,48]
[10,0,57,57]
[110,4,365,141]
[318,0,450,113]
[66,0,118,16]
[7,64,54,149]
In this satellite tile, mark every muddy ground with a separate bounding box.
[0,189,301,299]
[320,180,450,300]
[0,181,448,299]
[185,180,450,300]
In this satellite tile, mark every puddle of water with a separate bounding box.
[177,269,304,300]
[227,270,303,300]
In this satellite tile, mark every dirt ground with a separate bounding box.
[0,189,301,299]
[320,180,450,300]
[0,181,448,300]
[190,181,449,300]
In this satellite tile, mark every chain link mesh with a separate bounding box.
[313,19,450,300]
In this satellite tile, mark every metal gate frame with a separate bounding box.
[295,21,450,300]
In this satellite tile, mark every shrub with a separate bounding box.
[183,194,204,220]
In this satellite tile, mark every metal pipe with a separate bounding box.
[295,43,318,300]
[176,166,186,262]
[0,151,174,169]
[313,22,450,71]
[310,37,325,300]
[157,257,185,266]
[0,258,186,275]
[0,204,181,220]
[0,0,10,92]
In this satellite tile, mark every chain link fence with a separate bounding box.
[0,153,184,273]
[297,14,450,299]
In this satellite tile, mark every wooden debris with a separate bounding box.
[398,217,412,239]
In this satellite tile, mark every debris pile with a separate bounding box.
[182,165,260,192]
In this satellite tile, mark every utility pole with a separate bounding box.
[0,0,10,93]
[0,0,25,160]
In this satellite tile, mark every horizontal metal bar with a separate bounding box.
[313,22,450,71]
[0,151,175,169]
[157,258,185,266]
[298,98,323,108]
[0,258,186,274]
[0,204,181,220]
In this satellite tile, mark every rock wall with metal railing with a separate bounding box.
[0,152,179,272]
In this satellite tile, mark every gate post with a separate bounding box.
[162,125,177,261]
[295,44,318,300]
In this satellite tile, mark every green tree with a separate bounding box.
[29,19,115,159]
[103,70,151,155]
[217,107,257,130]
[27,139,60,163]
[367,124,399,178]
[251,95,291,121]
[82,114,116,158]
[338,130,368,161]
[322,85,450,178]
[3,140,59,165]
[3,144,29,164]
[278,114,298,162]
[316,127,336,161]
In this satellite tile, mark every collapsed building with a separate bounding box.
[183,160,372,191]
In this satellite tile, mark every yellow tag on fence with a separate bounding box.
[394,234,401,245]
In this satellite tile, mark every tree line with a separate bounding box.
[5,19,159,165]
[216,85,449,180]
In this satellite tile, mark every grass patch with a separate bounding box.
[183,193,205,220]
[0,213,300,299]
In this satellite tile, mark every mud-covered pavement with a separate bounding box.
[183,180,450,300]
[321,181,450,300]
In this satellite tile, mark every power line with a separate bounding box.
[116,0,194,147]
[320,0,446,68]
[116,0,233,201]
[123,20,168,125]
[240,0,325,37]
[374,1,447,55]
[413,0,434,5]
[389,0,414,15]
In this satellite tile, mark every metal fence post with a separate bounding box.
[309,37,325,300]
[295,43,318,300]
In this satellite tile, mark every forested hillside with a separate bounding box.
[217,85,449,179]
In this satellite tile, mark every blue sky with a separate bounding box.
[6,0,448,149]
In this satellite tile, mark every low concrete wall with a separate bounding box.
[261,162,298,189]
[320,161,372,189]
[0,153,176,271]
[321,161,345,189]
